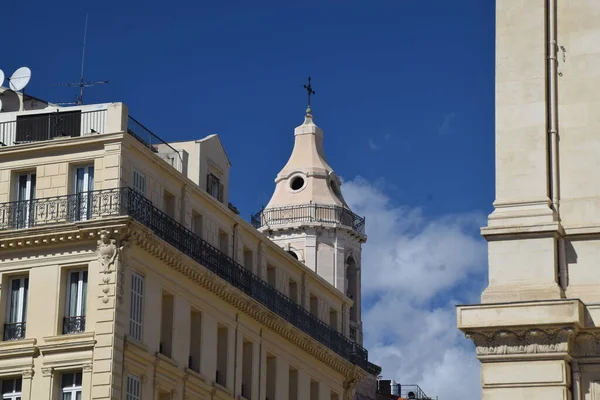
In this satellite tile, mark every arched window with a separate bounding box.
[346,257,359,323]
[287,250,299,260]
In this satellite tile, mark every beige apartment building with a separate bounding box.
[457,0,600,399]
[0,95,379,399]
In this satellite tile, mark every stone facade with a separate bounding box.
[256,108,366,346]
[0,100,373,399]
[457,0,600,399]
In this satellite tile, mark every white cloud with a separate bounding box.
[368,138,380,151]
[438,112,456,136]
[342,177,487,400]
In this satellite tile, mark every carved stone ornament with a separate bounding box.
[343,376,361,400]
[570,331,600,357]
[465,327,575,356]
[21,369,34,379]
[97,230,119,273]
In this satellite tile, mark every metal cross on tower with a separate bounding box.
[303,76,316,107]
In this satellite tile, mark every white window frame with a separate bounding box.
[1,378,22,400]
[126,374,142,400]
[60,372,82,400]
[133,170,146,196]
[7,277,28,324]
[65,269,88,318]
[129,272,144,341]
[15,172,36,227]
[73,165,94,221]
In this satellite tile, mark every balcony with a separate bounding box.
[251,203,366,235]
[0,109,107,146]
[63,316,86,335]
[0,188,379,375]
[3,322,26,341]
[0,106,181,166]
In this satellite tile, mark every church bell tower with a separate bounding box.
[252,79,367,344]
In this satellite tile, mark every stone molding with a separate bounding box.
[571,331,600,357]
[128,222,366,381]
[465,327,575,356]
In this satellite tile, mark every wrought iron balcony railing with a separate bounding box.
[251,203,366,235]
[63,316,86,334]
[0,188,379,375]
[3,322,26,341]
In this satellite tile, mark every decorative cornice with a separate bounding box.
[465,327,575,356]
[129,223,365,379]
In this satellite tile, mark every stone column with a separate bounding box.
[21,369,33,400]
[40,367,54,399]
[82,364,93,400]
[275,357,290,400]
[304,229,317,272]
[342,304,349,337]
[465,327,575,399]
[297,369,311,400]
[301,273,309,311]
[572,360,581,400]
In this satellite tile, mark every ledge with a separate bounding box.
[457,299,584,331]
[39,332,96,355]
[0,339,37,359]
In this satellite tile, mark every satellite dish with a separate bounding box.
[408,392,416,399]
[8,67,31,92]
[0,69,4,87]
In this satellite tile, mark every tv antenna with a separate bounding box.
[52,13,109,105]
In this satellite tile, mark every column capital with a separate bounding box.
[21,369,34,379]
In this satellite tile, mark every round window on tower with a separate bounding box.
[289,174,306,192]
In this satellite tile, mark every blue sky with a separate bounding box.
[3,1,495,398]
[3,0,495,219]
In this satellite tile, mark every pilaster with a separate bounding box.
[304,229,317,273]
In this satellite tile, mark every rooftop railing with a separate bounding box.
[0,109,107,146]
[0,188,379,375]
[251,203,366,235]
[127,116,181,162]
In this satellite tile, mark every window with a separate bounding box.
[133,170,146,195]
[191,211,203,238]
[126,374,141,400]
[14,173,36,228]
[266,354,276,400]
[130,272,144,341]
[160,292,174,357]
[73,165,94,221]
[1,378,22,400]
[207,173,223,202]
[64,269,88,334]
[189,309,202,373]
[289,175,305,191]
[310,380,319,400]
[218,230,229,255]
[243,247,253,272]
[5,276,28,341]
[329,309,338,331]
[266,265,276,288]
[216,324,228,386]
[288,280,298,304]
[163,190,175,218]
[241,340,253,399]
[289,368,298,400]
[309,294,319,318]
[61,372,82,400]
